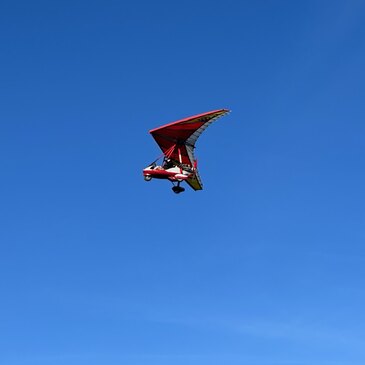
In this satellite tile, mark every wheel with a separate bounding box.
[144,175,152,181]
[172,186,185,194]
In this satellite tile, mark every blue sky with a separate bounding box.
[1,1,365,364]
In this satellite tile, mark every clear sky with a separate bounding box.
[1,1,365,364]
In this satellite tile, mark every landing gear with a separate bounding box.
[144,175,152,181]
[172,185,185,194]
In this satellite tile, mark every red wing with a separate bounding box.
[149,109,229,166]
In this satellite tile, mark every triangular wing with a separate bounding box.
[186,170,203,191]
[149,109,230,167]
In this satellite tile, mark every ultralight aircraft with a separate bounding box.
[143,109,230,193]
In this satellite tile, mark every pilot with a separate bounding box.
[163,158,174,169]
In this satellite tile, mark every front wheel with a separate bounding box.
[144,175,152,181]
